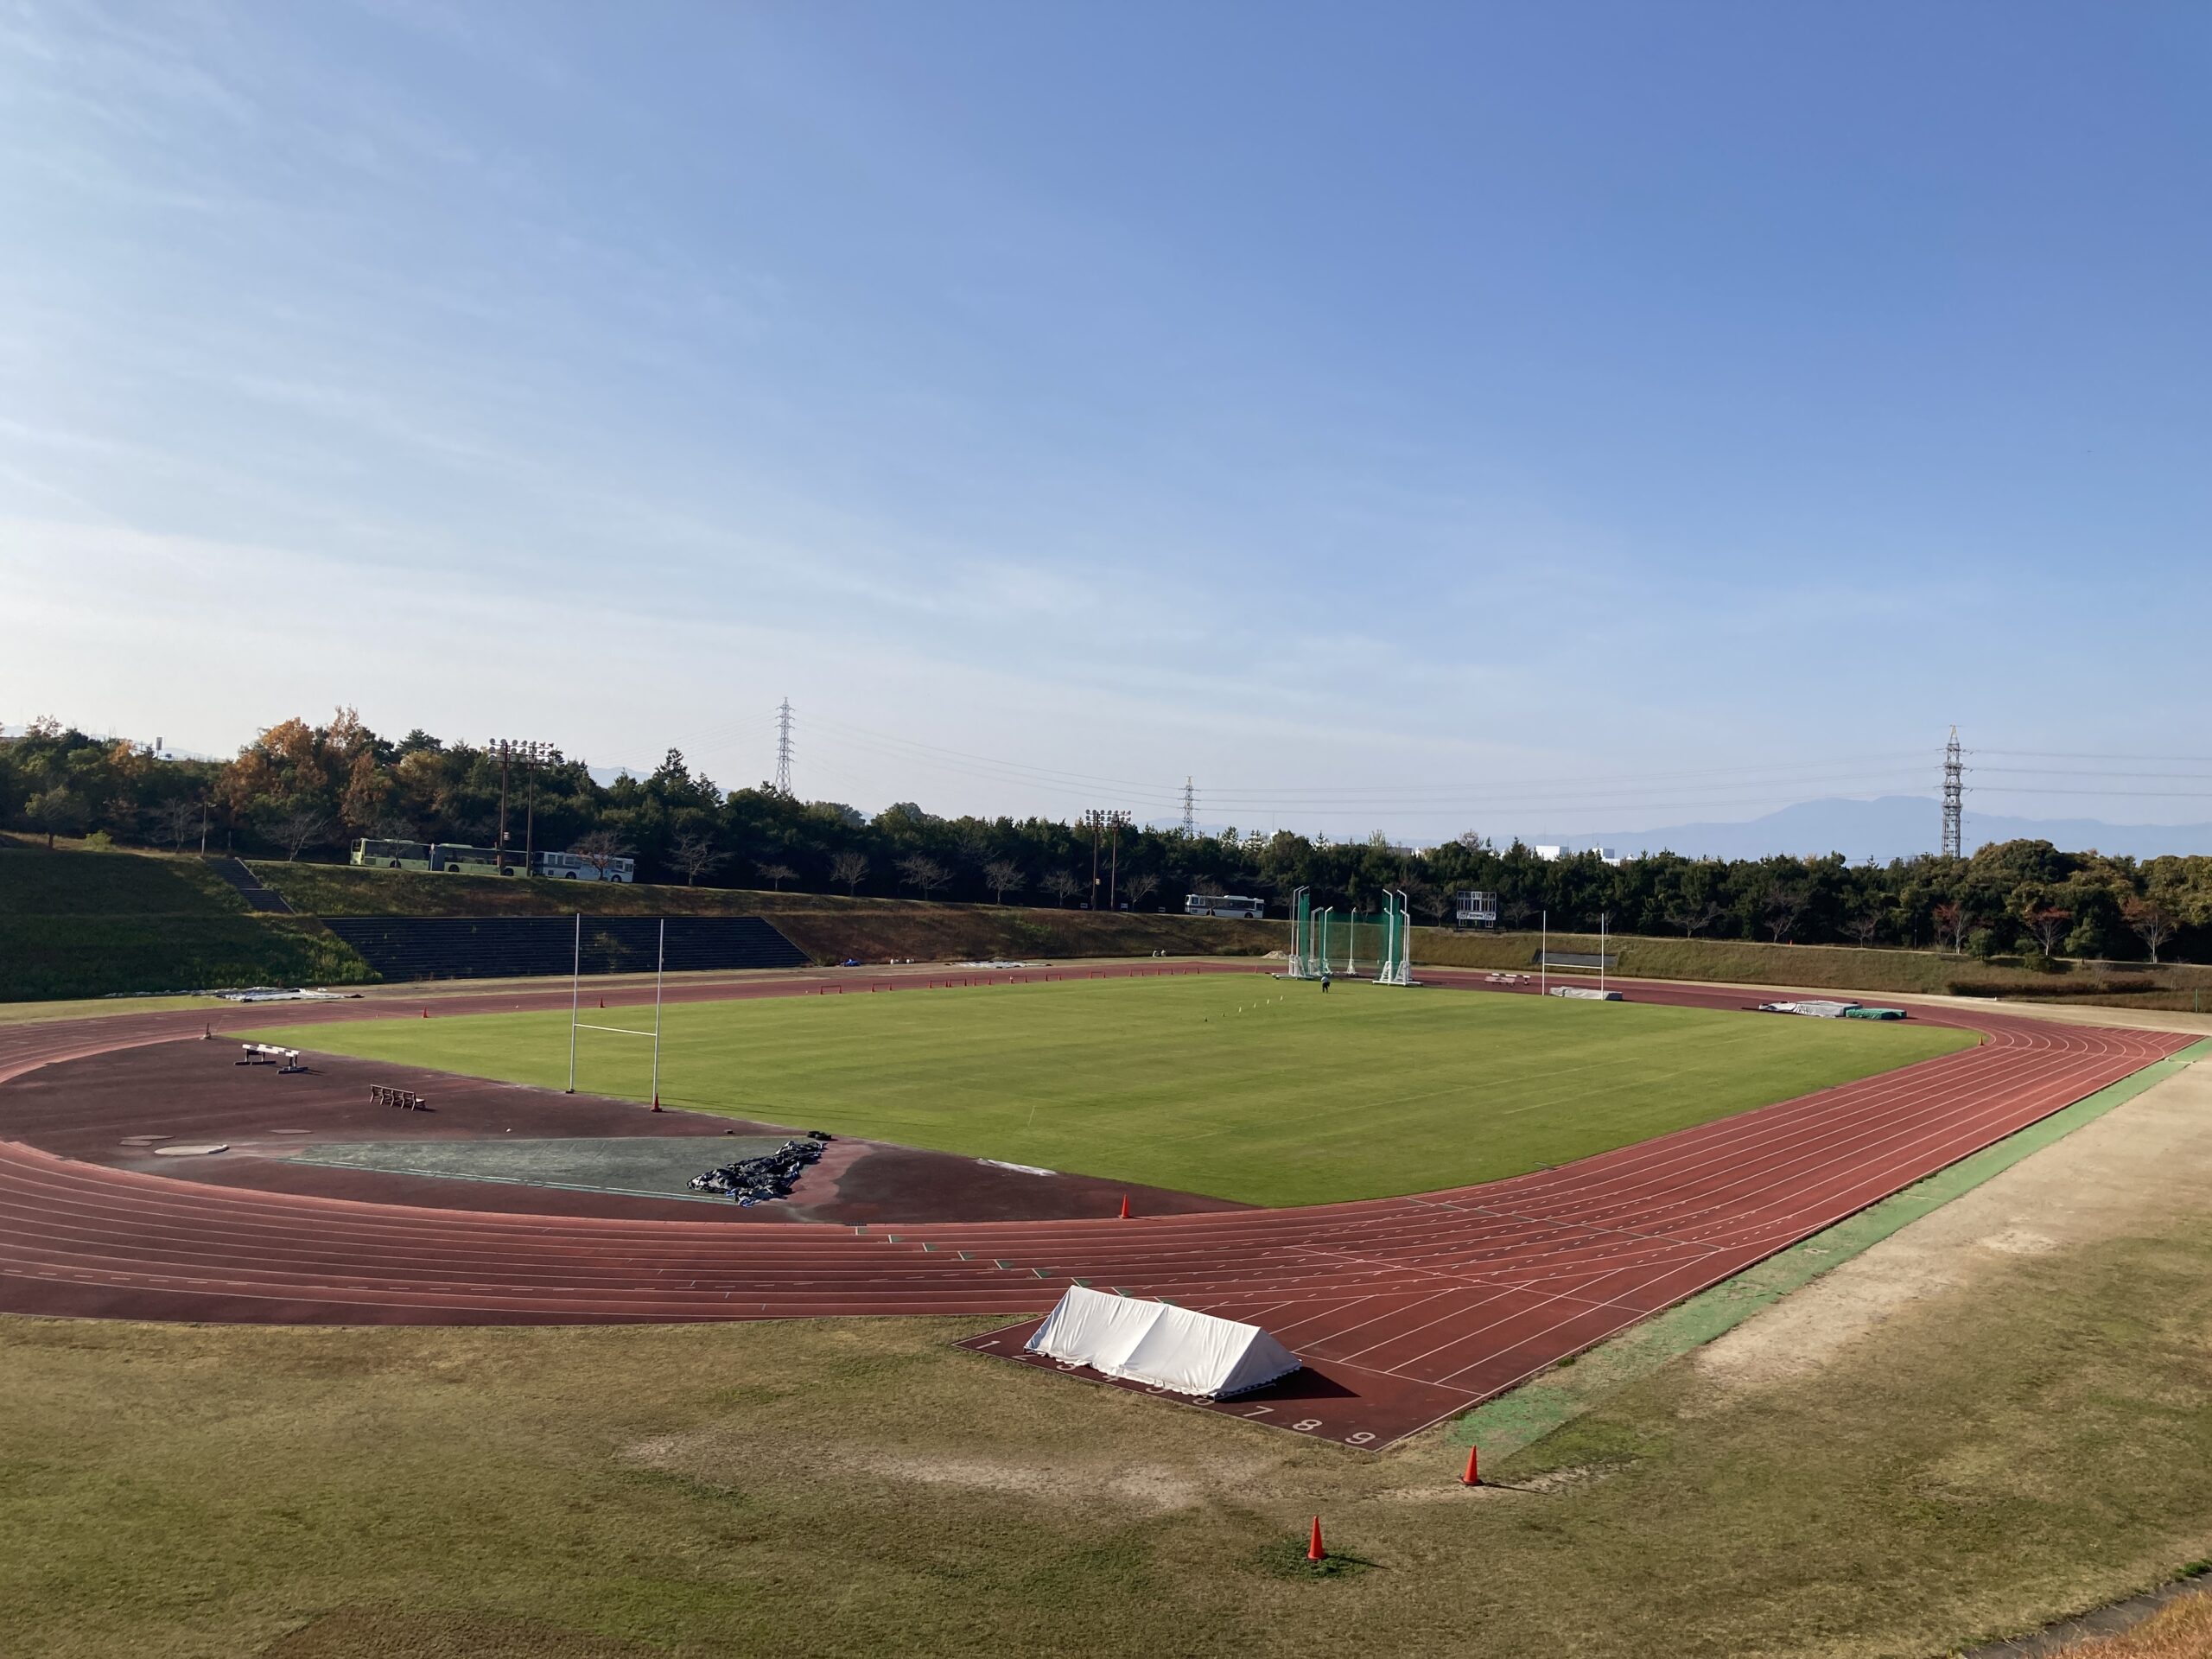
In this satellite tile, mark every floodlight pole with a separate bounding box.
[490,738,551,877]
[650,918,665,1110]
[566,911,580,1093]
[1106,810,1128,910]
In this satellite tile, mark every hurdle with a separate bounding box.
[566,912,666,1109]
[371,1084,429,1110]
[236,1043,307,1073]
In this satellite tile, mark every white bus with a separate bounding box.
[1185,893,1267,919]
[348,840,635,882]
[534,850,636,883]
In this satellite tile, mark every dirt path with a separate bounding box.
[1698,1055,2212,1391]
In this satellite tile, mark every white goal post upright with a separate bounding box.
[566,915,667,1110]
[567,911,581,1093]
[651,917,665,1109]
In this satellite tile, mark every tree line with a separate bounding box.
[4,710,2208,964]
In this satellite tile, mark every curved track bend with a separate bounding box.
[0,966,2189,1426]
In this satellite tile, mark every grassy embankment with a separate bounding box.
[251,860,1280,966]
[0,842,372,1001]
[4,1202,2209,1658]
[9,844,2203,1007]
[1407,925,2212,1007]
[264,861,2212,1006]
[251,973,1972,1205]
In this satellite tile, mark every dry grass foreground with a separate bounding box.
[2064,1592,2212,1658]
[3,1063,2211,1657]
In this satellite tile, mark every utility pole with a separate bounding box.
[1942,727,1964,860]
[773,698,795,796]
[1180,778,1196,837]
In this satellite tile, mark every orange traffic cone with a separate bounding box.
[651,1094,662,1113]
[1462,1445,1479,1486]
[1306,1516,1325,1562]
[421,1008,428,1019]
[1118,1195,1130,1219]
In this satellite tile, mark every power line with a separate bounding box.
[694,709,2203,828]
[804,737,1936,820]
[1972,767,2212,781]
[807,714,1938,811]
[1967,786,2212,800]
[1976,749,2212,765]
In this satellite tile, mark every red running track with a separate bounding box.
[0,967,2191,1446]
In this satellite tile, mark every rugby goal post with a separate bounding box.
[565,912,667,1109]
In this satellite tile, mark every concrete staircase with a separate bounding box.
[206,858,294,913]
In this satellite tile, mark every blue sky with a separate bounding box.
[3,2,2208,841]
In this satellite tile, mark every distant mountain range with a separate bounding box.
[1535,796,2212,863]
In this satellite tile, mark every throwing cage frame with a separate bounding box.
[565,912,668,1109]
[1287,888,1414,985]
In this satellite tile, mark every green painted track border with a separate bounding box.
[1451,1035,2212,1456]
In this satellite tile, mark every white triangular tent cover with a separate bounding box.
[1024,1286,1301,1398]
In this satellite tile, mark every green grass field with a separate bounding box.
[250,976,1975,1205]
